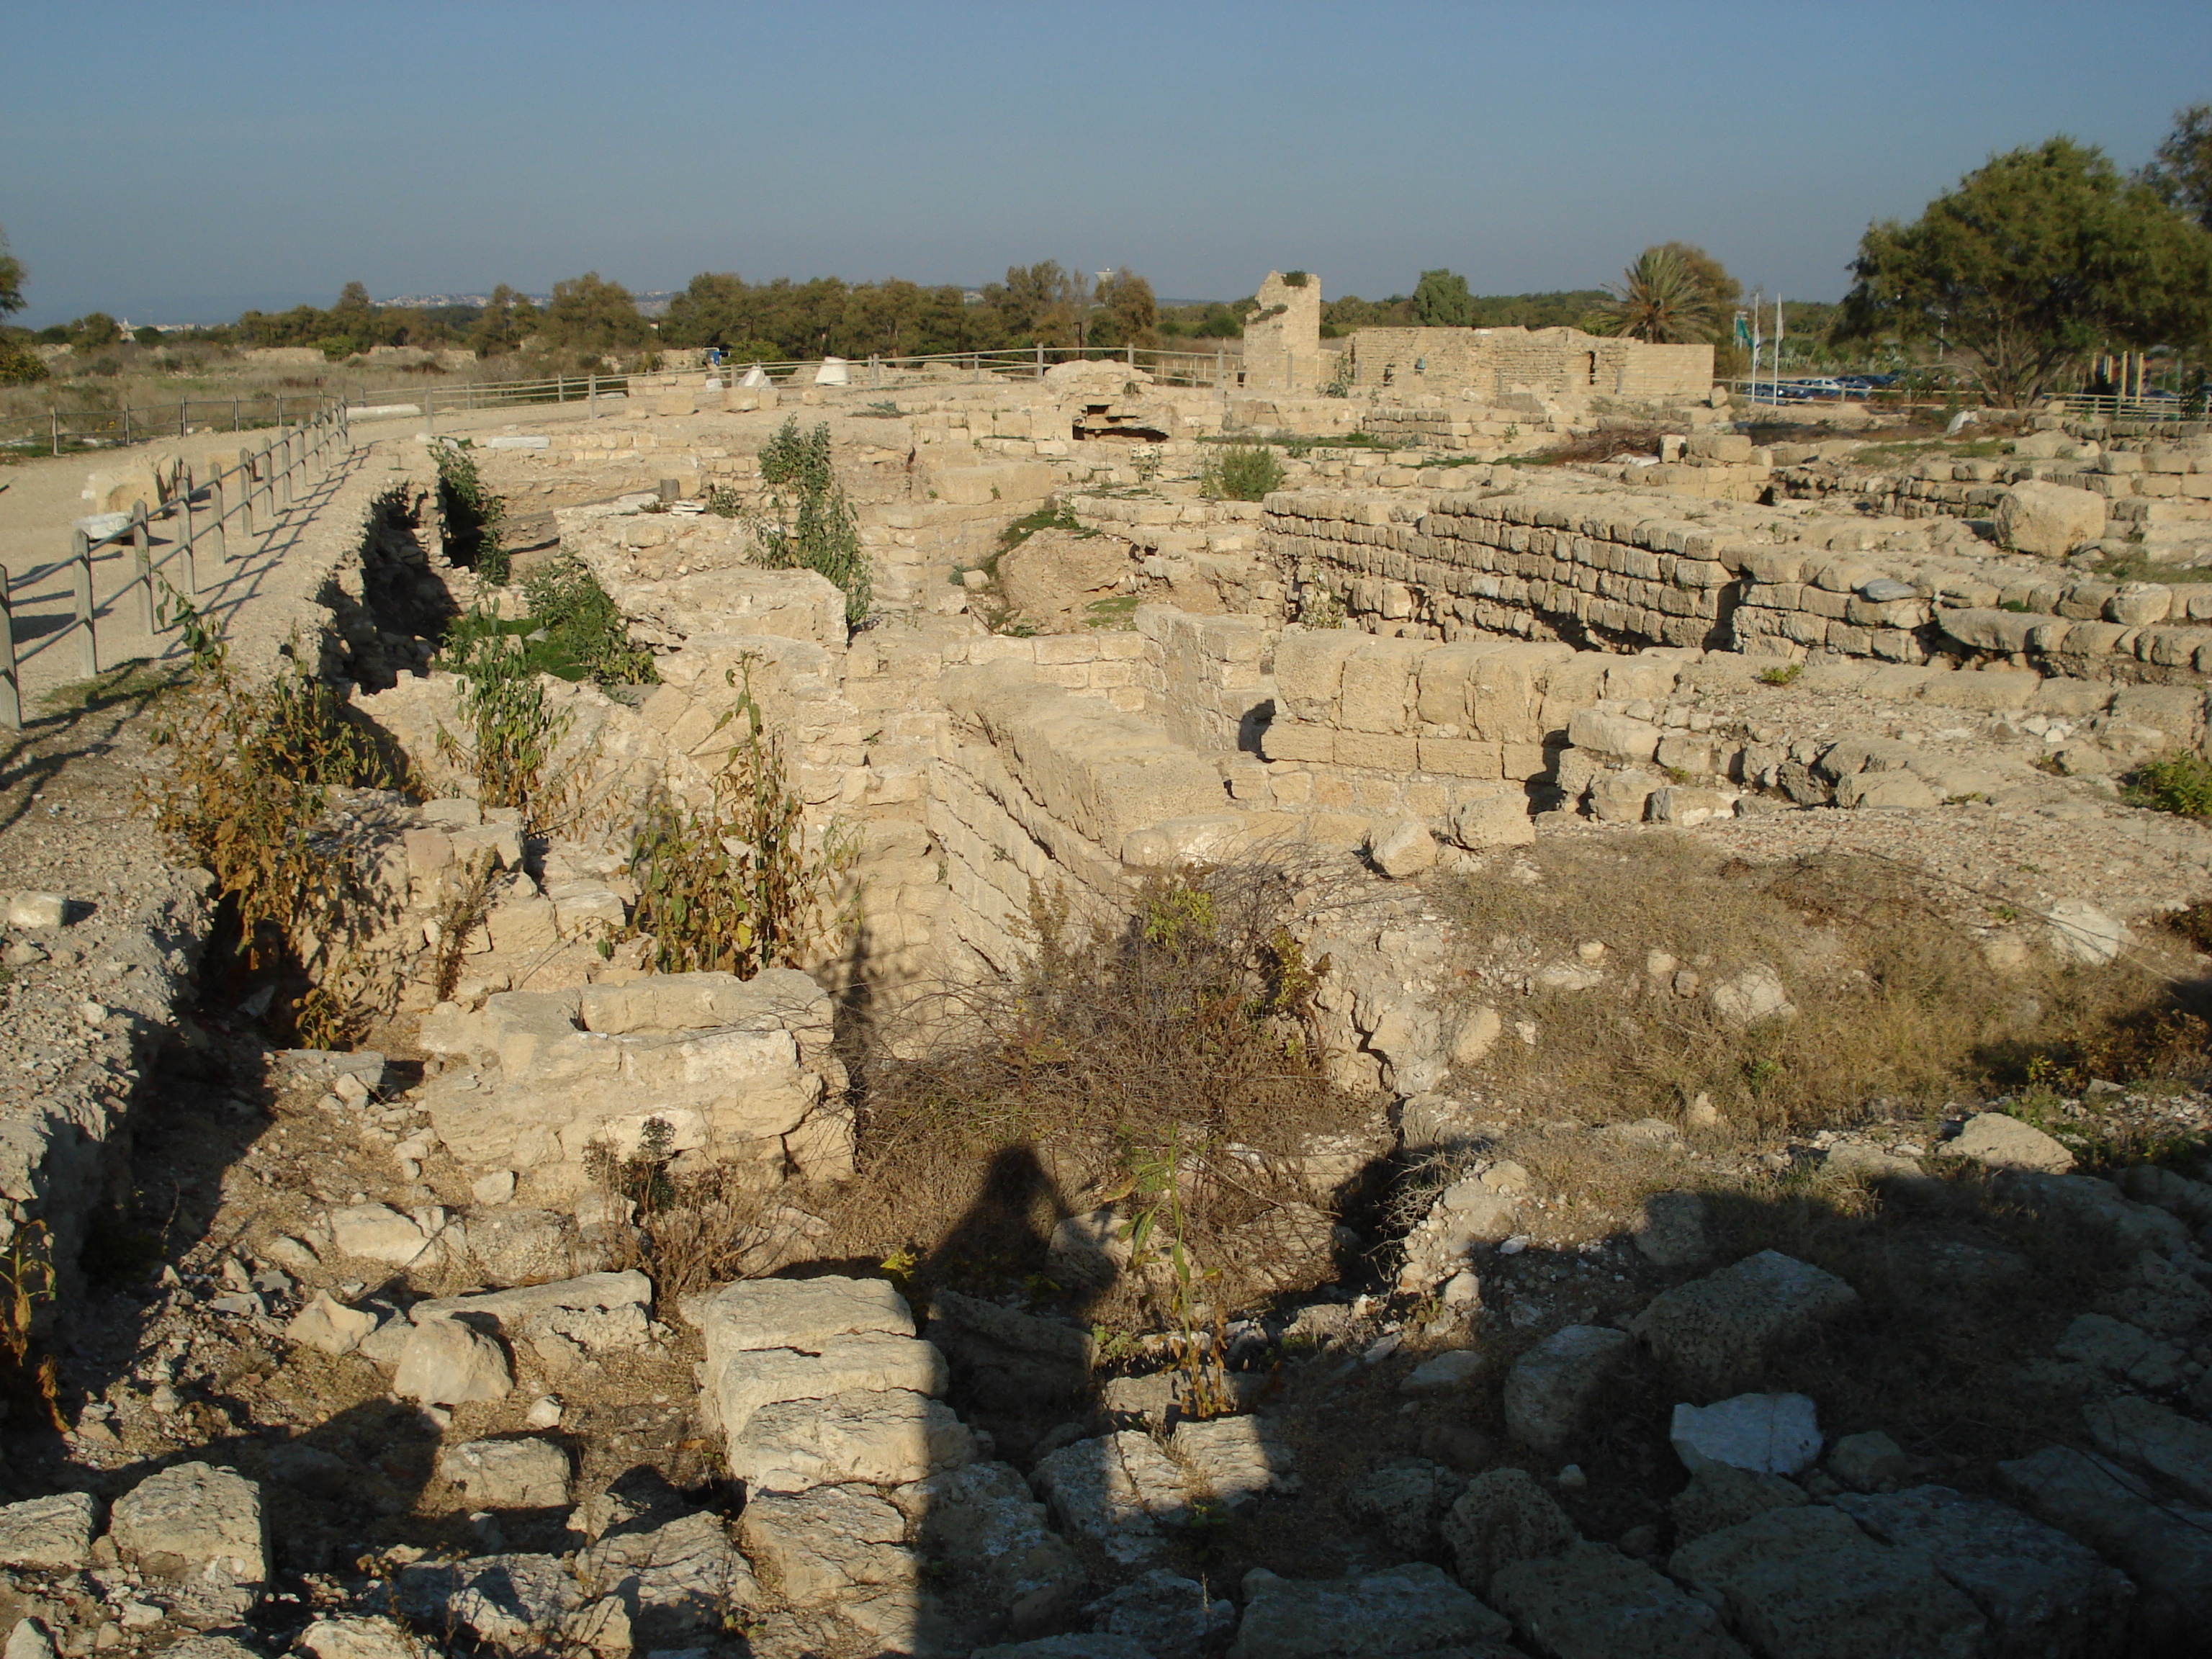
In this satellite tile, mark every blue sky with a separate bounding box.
[3,1,2207,325]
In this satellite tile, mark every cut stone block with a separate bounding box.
[1632,1250,1858,1398]
[1228,1563,1514,1659]
[1835,1483,2134,1659]
[1671,1393,1822,1476]
[1488,1542,1750,1659]
[0,1493,97,1570]
[1668,1505,1984,1659]
[727,1388,974,1493]
[1503,1325,1634,1455]
[111,1462,266,1584]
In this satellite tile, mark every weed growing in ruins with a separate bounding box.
[703,485,745,518]
[0,1223,62,1432]
[436,606,575,836]
[147,636,400,1037]
[2123,752,2212,817]
[583,1118,800,1300]
[753,417,871,629]
[518,555,658,684]
[1199,442,1285,502]
[431,439,508,583]
[626,660,857,978]
[834,860,1355,1321]
[1756,662,1804,686]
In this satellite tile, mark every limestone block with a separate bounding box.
[729,1388,975,1494]
[1587,770,1658,822]
[2082,1393,2212,1505]
[1836,770,1938,809]
[1632,1250,1859,1397]
[578,1511,759,1646]
[1339,637,1427,733]
[1488,1543,1748,1659]
[1272,631,1366,722]
[285,1290,381,1356]
[436,1437,571,1509]
[0,1494,97,1570]
[1503,1326,1634,1455]
[1442,1468,1578,1596]
[394,1319,513,1406]
[1948,1111,2074,1172]
[1171,1416,1299,1509]
[1670,1393,1822,1476]
[1444,791,1533,848]
[325,1204,433,1267]
[1416,737,1503,777]
[392,1554,585,1650]
[1835,1483,2135,1659]
[2042,899,2129,966]
[1565,709,1660,763]
[1668,1506,1984,1659]
[715,1334,949,1439]
[1669,1464,1808,1543]
[1031,1431,1190,1564]
[1647,786,1731,826]
[737,1484,917,1606]
[413,1270,654,1357]
[894,1460,1084,1634]
[112,1462,267,1583]
[2000,1445,2212,1641]
[1229,1563,1512,1659]
[1084,1569,1238,1659]
[1996,482,2106,557]
[1370,819,1439,877]
[1261,719,1334,764]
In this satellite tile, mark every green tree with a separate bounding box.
[541,271,648,354]
[66,312,122,349]
[0,225,24,319]
[1093,268,1158,349]
[467,284,539,357]
[1838,136,2212,405]
[660,271,749,349]
[1412,268,1474,327]
[1588,247,1717,344]
[2142,103,2212,232]
[1653,242,1740,325]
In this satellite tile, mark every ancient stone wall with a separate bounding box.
[1239,271,1324,394]
[1341,325,1712,400]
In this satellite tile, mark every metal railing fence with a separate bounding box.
[1,397,349,728]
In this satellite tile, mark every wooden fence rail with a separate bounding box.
[1,397,349,729]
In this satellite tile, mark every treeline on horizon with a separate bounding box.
[9,262,1814,369]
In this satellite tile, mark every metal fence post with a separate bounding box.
[238,449,256,539]
[280,428,295,509]
[0,567,18,731]
[130,503,154,636]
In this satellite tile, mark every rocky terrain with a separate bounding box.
[0,379,2208,1659]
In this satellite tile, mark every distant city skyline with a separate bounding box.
[3,1,2207,329]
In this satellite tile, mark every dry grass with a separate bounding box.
[1437,835,2207,1136]
[824,863,1378,1322]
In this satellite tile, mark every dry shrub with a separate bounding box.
[1442,835,2204,1133]
[827,863,1372,1319]
[146,639,403,1044]
[581,1119,816,1301]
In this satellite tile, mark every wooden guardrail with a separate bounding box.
[1,398,349,728]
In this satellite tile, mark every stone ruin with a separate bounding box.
[4,269,2212,1659]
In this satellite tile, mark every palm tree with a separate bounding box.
[1588,248,1718,343]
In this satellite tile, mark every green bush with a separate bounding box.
[754,418,871,629]
[2125,752,2212,817]
[1199,441,1285,502]
[432,439,508,583]
[519,555,657,684]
